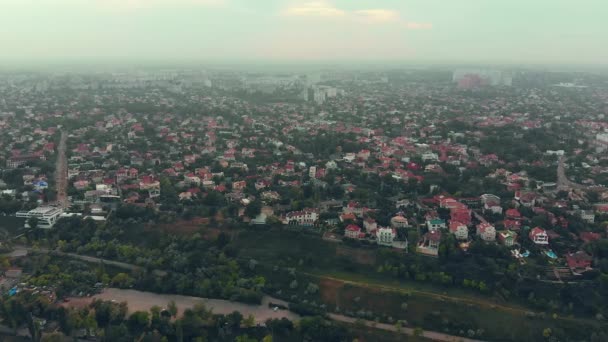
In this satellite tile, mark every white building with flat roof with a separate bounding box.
[16,206,63,228]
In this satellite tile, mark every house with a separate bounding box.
[450,207,471,226]
[426,218,446,232]
[476,222,496,242]
[285,208,318,226]
[418,230,442,256]
[363,218,377,232]
[579,232,601,243]
[565,251,593,275]
[503,219,521,231]
[376,227,396,246]
[250,213,268,225]
[5,268,23,278]
[342,201,364,217]
[505,208,521,220]
[449,221,468,241]
[179,192,193,201]
[529,227,549,245]
[139,176,160,190]
[390,215,409,228]
[345,224,364,239]
[497,230,517,247]
[232,181,247,191]
[339,212,357,223]
[579,210,595,223]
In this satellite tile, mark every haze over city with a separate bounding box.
[1,0,607,66]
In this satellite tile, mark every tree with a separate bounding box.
[243,314,255,328]
[245,200,262,218]
[28,216,39,229]
[127,311,149,336]
[413,327,424,337]
[167,300,178,318]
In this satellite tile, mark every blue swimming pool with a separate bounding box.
[545,250,557,259]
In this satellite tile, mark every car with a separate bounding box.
[273,307,278,312]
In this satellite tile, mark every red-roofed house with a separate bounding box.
[565,251,593,275]
[529,227,549,245]
[505,208,521,220]
[345,224,365,239]
[476,223,496,242]
[579,232,601,243]
[450,207,471,226]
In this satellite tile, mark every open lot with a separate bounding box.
[65,288,300,323]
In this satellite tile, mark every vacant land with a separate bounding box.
[336,245,376,265]
[66,288,300,323]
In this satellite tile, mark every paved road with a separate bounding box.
[557,156,604,191]
[329,313,483,342]
[54,131,68,208]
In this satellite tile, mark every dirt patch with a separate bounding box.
[318,278,344,306]
[60,296,93,310]
[64,288,299,323]
[335,245,376,265]
[150,217,209,233]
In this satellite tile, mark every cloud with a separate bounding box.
[282,2,431,29]
[90,0,226,12]
[282,1,345,17]
[354,9,400,23]
[405,22,433,30]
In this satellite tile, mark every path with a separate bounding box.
[329,313,483,342]
[54,131,68,208]
[14,246,167,276]
[303,272,591,325]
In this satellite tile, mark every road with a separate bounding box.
[54,131,68,208]
[557,156,604,191]
[14,246,167,276]
[329,313,483,342]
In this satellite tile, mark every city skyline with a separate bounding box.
[1,0,607,66]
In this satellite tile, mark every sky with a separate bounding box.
[0,0,606,66]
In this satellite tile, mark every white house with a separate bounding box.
[376,227,397,246]
[363,218,377,232]
[285,209,318,226]
[529,227,549,245]
[476,222,496,242]
[449,221,468,241]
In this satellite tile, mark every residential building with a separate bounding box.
[449,221,468,241]
[376,227,396,246]
[426,218,446,232]
[498,230,517,247]
[529,227,549,245]
[345,224,364,239]
[476,222,496,242]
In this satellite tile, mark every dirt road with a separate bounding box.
[329,313,483,342]
[55,131,68,208]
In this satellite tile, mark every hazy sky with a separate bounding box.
[1,0,606,65]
